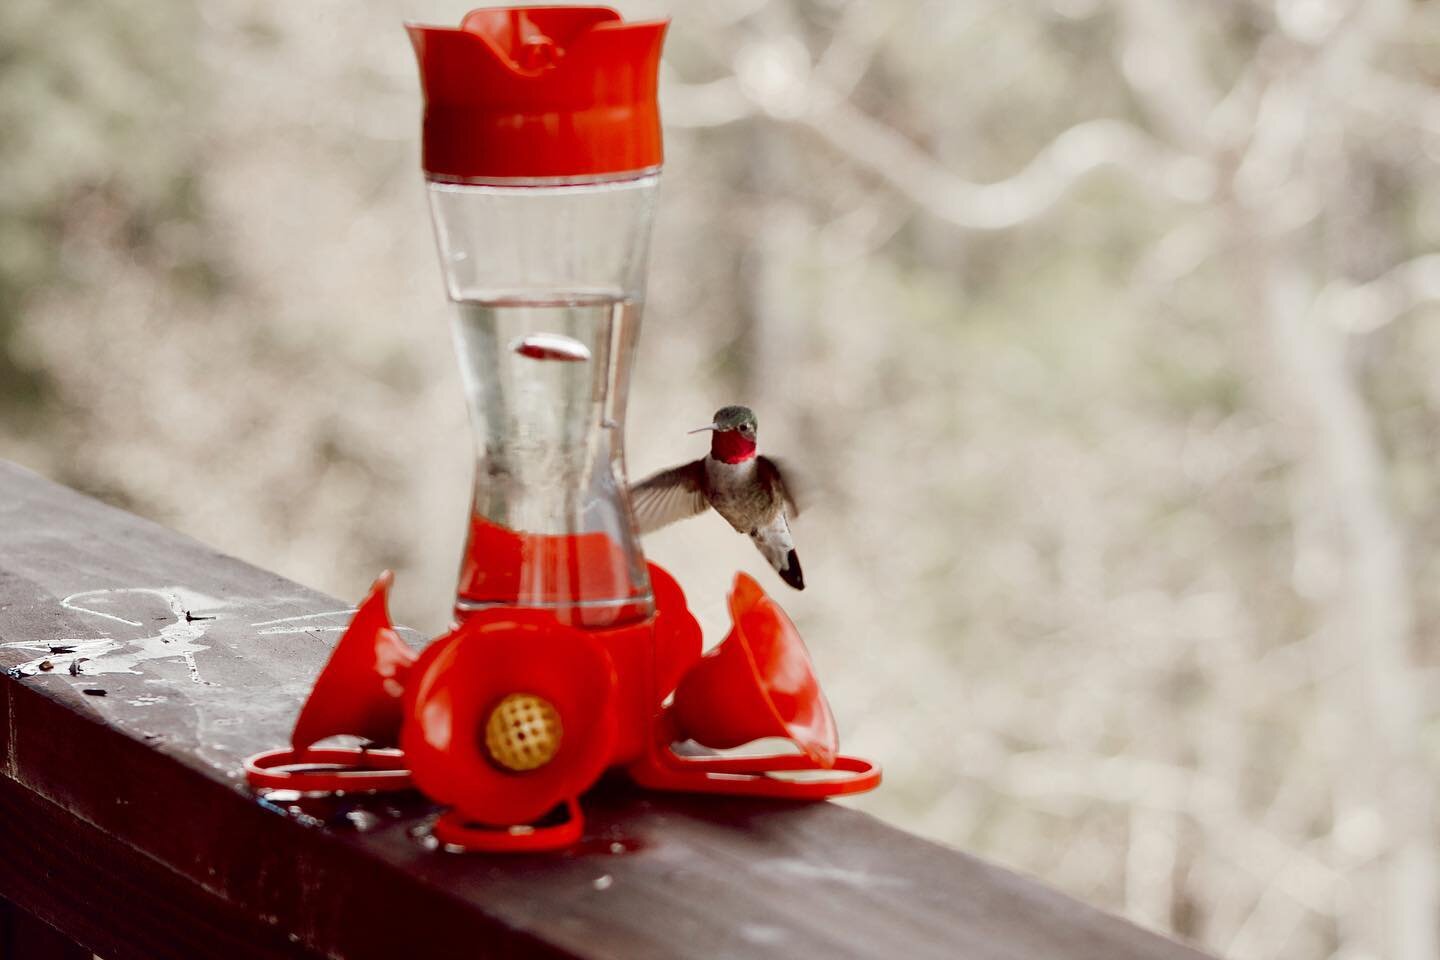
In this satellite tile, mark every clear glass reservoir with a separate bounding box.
[427,171,660,627]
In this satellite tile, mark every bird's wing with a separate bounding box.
[758,456,801,518]
[629,460,710,534]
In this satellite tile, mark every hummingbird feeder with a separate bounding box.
[243,5,880,853]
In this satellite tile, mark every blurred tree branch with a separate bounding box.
[665,68,1216,231]
[794,106,1214,231]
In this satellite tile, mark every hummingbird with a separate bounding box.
[629,405,804,590]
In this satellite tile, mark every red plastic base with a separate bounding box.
[242,561,881,852]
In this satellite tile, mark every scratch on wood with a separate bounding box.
[249,610,356,628]
[4,687,15,779]
[753,858,910,890]
[249,610,422,639]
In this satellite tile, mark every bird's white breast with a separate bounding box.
[705,455,757,495]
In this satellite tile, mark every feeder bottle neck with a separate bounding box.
[407,7,668,182]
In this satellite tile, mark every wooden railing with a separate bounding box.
[0,460,1216,960]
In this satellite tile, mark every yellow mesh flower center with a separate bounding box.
[484,693,563,772]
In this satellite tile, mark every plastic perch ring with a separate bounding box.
[244,746,412,793]
[630,750,881,800]
[432,797,584,853]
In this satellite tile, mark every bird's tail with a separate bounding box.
[777,549,805,591]
[751,516,805,590]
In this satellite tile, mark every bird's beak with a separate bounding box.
[687,423,718,434]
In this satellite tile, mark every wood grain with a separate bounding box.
[0,897,92,960]
[0,460,1216,960]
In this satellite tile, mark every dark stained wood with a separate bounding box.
[0,772,317,960]
[0,460,1217,960]
[0,898,92,960]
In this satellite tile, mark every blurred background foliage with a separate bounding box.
[4,1,1440,958]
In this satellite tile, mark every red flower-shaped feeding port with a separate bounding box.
[401,608,618,828]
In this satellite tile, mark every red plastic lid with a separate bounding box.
[406,7,667,180]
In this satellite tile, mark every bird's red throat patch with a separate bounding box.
[711,430,757,464]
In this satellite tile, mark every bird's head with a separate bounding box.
[689,405,758,463]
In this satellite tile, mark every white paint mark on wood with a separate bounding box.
[4,587,224,684]
[60,593,143,627]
